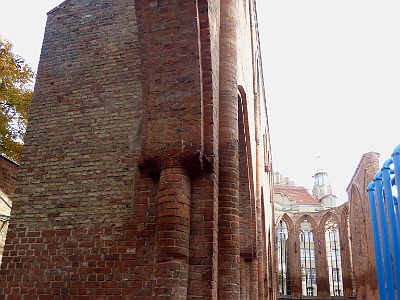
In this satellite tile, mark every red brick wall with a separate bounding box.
[0,0,275,299]
[0,156,18,196]
[347,152,380,300]
[1,0,143,297]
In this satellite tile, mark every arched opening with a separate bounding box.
[340,205,356,296]
[324,215,344,296]
[299,217,317,296]
[349,185,367,295]
[277,218,291,295]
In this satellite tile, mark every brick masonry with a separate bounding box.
[0,0,276,299]
[346,152,380,300]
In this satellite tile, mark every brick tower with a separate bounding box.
[0,1,276,299]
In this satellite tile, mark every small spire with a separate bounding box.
[316,155,321,171]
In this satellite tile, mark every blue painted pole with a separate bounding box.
[382,158,400,297]
[393,144,400,213]
[395,195,400,240]
[375,171,396,299]
[390,174,400,240]
[367,181,388,300]
[393,146,400,252]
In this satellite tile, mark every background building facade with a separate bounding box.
[274,152,380,300]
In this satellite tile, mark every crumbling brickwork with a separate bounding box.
[0,0,275,299]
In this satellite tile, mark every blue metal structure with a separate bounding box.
[367,144,400,300]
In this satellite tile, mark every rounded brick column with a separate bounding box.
[218,0,240,298]
[254,76,265,299]
[152,165,191,299]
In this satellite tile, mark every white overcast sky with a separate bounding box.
[1,0,399,203]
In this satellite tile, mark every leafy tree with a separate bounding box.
[0,37,34,162]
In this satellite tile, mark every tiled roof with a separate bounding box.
[274,185,321,205]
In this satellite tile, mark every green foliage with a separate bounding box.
[0,37,34,162]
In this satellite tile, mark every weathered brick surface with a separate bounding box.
[1,0,142,297]
[152,167,191,298]
[0,156,18,197]
[134,0,203,161]
[0,0,275,299]
[218,0,240,298]
[347,152,380,300]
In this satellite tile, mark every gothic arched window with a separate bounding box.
[299,218,317,296]
[325,216,343,296]
[277,219,291,295]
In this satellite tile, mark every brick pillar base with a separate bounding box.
[152,167,191,299]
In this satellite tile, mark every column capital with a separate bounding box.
[139,150,213,176]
